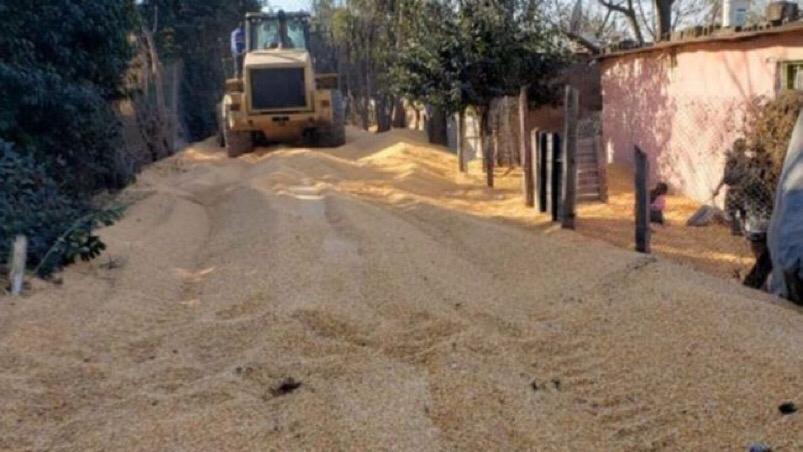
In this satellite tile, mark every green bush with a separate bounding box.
[0,2,136,274]
[0,1,138,195]
[0,142,123,276]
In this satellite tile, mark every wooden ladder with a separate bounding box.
[576,135,607,203]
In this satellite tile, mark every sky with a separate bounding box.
[267,0,311,12]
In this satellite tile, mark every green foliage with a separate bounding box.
[0,142,123,276]
[139,0,263,140]
[34,206,124,277]
[0,2,136,274]
[390,0,465,113]
[0,1,139,194]
[391,0,567,114]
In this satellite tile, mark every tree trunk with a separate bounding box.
[519,86,534,207]
[376,97,392,133]
[561,86,579,230]
[627,11,645,44]
[360,93,371,130]
[140,27,172,159]
[354,64,370,130]
[392,98,406,128]
[600,1,645,44]
[457,108,466,173]
[479,106,494,188]
[427,106,448,146]
[654,0,674,41]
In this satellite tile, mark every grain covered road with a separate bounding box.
[1,128,802,451]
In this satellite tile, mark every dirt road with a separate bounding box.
[1,129,802,450]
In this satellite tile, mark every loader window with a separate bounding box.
[249,16,308,51]
[252,20,281,50]
[284,18,307,50]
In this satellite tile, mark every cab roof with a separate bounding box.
[245,11,310,20]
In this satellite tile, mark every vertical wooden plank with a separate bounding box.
[537,132,548,212]
[531,130,540,212]
[519,86,534,207]
[545,134,554,217]
[634,146,651,253]
[9,235,27,296]
[562,86,579,229]
[551,134,563,222]
[457,109,466,173]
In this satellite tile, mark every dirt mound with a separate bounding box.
[1,128,801,450]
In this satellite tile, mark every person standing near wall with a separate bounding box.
[712,139,775,289]
[713,139,749,236]
[231,24,246,78]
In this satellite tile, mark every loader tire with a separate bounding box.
[316,90,346,148]
[224,124,252,158]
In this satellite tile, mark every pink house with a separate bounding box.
[600,22,803,203]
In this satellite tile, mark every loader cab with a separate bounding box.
[246,11,310,52]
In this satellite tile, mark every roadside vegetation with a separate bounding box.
[0,2,136,275]
[0,0,262,277]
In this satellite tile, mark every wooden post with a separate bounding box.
[545,133,554,216]
[551,133,563,222]
[562,86,579,229]
[519,86,534,207]
[537,131,548,212]
[634,146,651,253]
[457,109,467,173]
[531,130,541,211]
[9,235,27,296]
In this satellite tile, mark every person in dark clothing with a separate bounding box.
[739,163,775,290]
[713,139,749,236]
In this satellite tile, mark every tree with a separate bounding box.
[0,1,138,273]
[0,1,138,193]
[598,0,645,43]
[590,0,712,45]
[138,0,263,140]
[653,0,675,40]
[318,0,406,133]
[390,0,465,145]
[393,0,565,185]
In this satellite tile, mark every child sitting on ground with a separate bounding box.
[650,182,669,225]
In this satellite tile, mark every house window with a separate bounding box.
[781,61,803,90]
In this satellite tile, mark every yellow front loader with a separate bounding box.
[218,11,345,157]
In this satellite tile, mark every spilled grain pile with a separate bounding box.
[0,128,801,451]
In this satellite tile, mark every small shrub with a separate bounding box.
[0,142,121,276]
[744,91,803,182]
[734,91,803,216]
